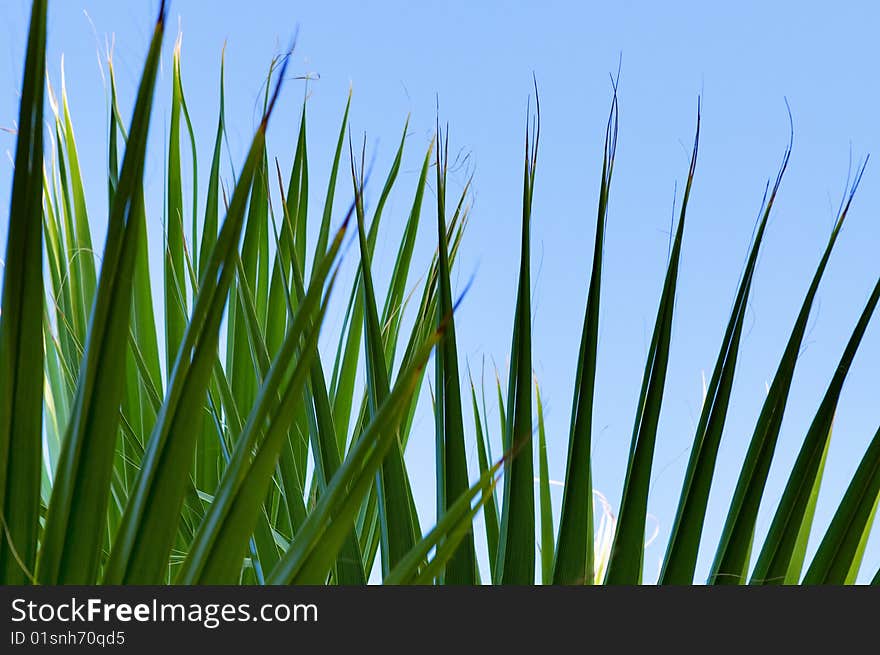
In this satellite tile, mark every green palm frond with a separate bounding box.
[1,0,877,587]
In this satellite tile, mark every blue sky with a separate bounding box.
[1,0,879,583]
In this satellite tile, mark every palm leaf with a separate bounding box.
[103,58,289,584]
[433,129,478,584]
[350,139,419,576]
[803,423,880,584]
[37,3,166,585]
[495,89,540,584]
[604,105,699,585]
[709,160,868,584]
[536,381,554,584]
[751,278,880,584]
[553,91,617,584]
[176,230,342,583]
[660,138,791,584]
[0,0,47,585]
[267,326,444,584]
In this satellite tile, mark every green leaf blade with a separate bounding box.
[605,110,699,585]
[38,5,166,585]
[0,0,47,585]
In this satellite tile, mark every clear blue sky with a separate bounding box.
[1,0,878,583]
